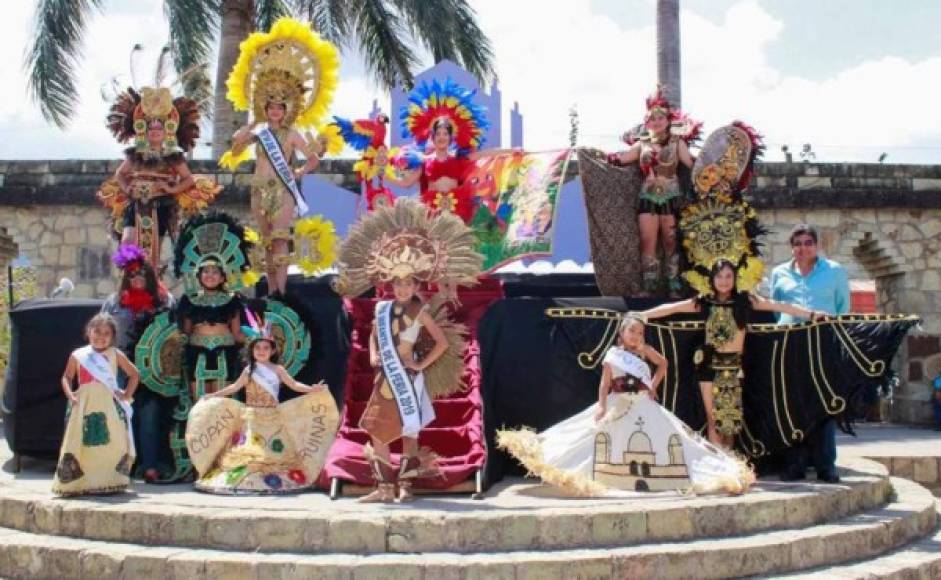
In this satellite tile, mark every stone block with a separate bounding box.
[63,228,85,245]
[923,271,941,292]
[39,246,58,264]
[352,563,421,580]
[28,501,62,534]
[613,552,670,579]
[79,548,124,579]
[250,515,308,552]
[493,513,539,550]
[757,176,787,188]
[646,507,695,540]
[6,542,48,578]
[892,457,915,479]
[165,511,205,546]
[285,557,357,580]
[81,507,125,542]
[0,499,28,530]
[54,214,80,229]
[326,516,385,553]
[44,544,83,580]
[166,550,210,580]
[899,242,923,259]
[798,176,831,190]
[913,458,939,484]
[72,283,95,298]
[462,561,516,580]
[913,178,941,191]
[59,246,77,268]
[590,511,646,545]
[203,554,259,580]
[387,516,448,552]
[535,513,592,549]
[58,504,87,536]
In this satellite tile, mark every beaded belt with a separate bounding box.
[190,334,235,349]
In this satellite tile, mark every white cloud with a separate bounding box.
[1,0,940,163]
[1,3,179,159]
[473,0,941,163]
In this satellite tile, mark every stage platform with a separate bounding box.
[0,428,939,578]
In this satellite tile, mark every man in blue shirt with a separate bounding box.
[770,224,850,483]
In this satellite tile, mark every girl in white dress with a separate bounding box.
[498,314,754,496]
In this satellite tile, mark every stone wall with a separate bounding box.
[2,159,940,424]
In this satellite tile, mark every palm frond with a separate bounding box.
[163,0,218,78]
[390,0,495,85]
[389,0,454,62]
[300,0,352,46]
[180,63,214,119]
[24,0,105,128]
[447,1,495,83]
[255,0,291,32]
[351,0,418,90]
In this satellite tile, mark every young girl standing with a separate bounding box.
[53,314,140,496]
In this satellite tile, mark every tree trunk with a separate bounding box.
[211,0,254,159]
[656,0,681,109]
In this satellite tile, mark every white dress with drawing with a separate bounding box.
[497,347,754,496]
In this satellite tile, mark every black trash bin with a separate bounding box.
[3,298,103,467]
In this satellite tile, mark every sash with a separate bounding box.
[75,346,136,455]
[375,301,433,437]
[602,347,653,387]
[250,364,282,402]
[255,125,310,216]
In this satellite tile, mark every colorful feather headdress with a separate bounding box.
[334,198,483,297]
[242,307,274,342]
[111,244,148,272]
[400,77,489,156]
[622,85,701,145]
[226,17,340,129]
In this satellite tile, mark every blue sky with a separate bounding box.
[2,0,940,163]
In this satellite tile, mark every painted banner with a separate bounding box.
[464,149,573,272]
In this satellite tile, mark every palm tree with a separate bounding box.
[656,0,681,109]
[25,0,496,157]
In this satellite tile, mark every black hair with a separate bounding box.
[696,259,749,329]
[119,260,162,302]
[789,223,818,245]
[432,117,455,136]
[85,313,118,347]
[245,337,280,376]
[197,262,228,291]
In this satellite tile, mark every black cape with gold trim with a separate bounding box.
[545,307,918,458]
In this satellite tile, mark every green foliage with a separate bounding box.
[0,267,39,381]
[27,0,496,125]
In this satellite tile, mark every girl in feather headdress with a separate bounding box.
[334,198,483,503]
[97,50,221,267]
[220,18,340,296]
[388,78,492,225]
[185,313,338,495]
[100,244,176,482]
[607,86,701,297]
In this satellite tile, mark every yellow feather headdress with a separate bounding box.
[225,17,340,129]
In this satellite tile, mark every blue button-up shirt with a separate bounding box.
[770,257,850,324]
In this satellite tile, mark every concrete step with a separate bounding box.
[0,477,934,579]
[0,460,891,554]
[772,506,941,579]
